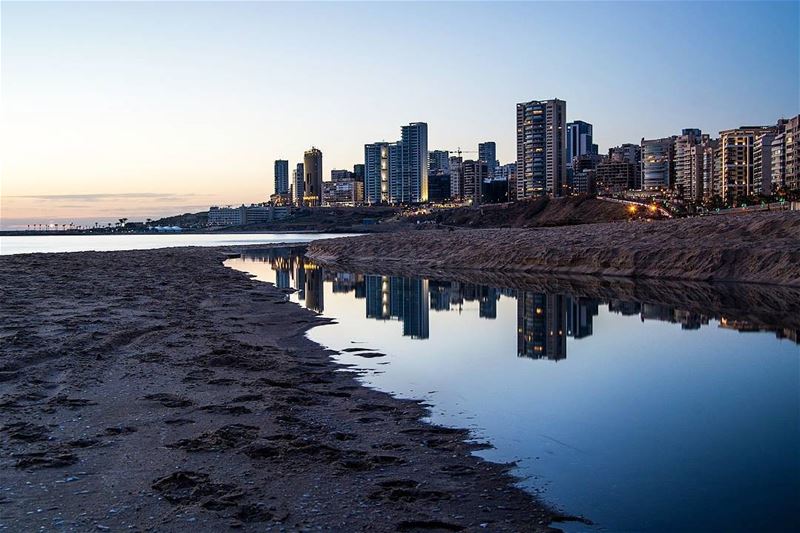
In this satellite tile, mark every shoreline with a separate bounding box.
[0,246,560,532]
[308,211,800,287]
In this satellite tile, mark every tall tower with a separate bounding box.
[303,147,323,207]
[274,159,289,196]
[516,99,567,198]
[400,122,429,203]
[293,163,304,206]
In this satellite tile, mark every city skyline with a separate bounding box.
[2,1,798,227]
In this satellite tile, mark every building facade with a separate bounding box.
[449,155,464,200]
[364,122,429,205]
[641,137,675,191]
[429,150,450,174]
[786,115,800,191]
[718,126,774,199]
[516,98,567,199]
[208,204,290,226]
[274,159,289,196]
[303,147,323,206]
[462,160,488,206]
[673,129,706,201]
[478,142,498,178]
[292,163,305,206]
[364,141,400,205]
[566,121,598,168]
[398,122,429,203]
[753,129,779,195]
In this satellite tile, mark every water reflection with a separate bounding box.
[228,247,799,533]
[252,247,799,353]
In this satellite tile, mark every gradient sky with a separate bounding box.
[2,1,798,228]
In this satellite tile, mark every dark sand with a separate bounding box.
[0,247,558,532]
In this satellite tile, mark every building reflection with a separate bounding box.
[238,249,799,355]
[517,293,598,360]
[365,275,429,339]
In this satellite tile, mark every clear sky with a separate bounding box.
[1,1,798,228]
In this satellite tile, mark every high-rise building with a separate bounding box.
[785,115,800,191]
[753,129,780,196]
[330,169,353,182]
[364,141,400,204]
[604,144,641,190]
[353,163,365,184]
[293,163,304,206]
[303,147,323,206]
[449,156,464,200]
[566,121,598,169]
[701,139,719,200]
[771,132,787,191]
[718,126,774,200]
[595,160,637,193]
[673,129,706,201]
[495,162,516,182]
[274,159,289,196]
[462,160,488,206]
[398,122,429,203]
[516,98,567,198]
[429,150,450,174]
[364,122,429,205]
[641,137,675,191]
[478,142,498,178]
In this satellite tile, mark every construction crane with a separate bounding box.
[446,147,478,159]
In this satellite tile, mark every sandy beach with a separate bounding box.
[0,247,557,532]
[308,211,800,286]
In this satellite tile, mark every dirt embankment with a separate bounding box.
[308,211,800,286]
[0,247,557,532]
[413,196,633,228]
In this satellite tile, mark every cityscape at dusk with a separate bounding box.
[1,2,798,532]
[2,1,798,228]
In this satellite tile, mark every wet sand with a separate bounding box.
[0,247,558,532]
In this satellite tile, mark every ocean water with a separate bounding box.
[228,248,800,533]
[0,233,355,255]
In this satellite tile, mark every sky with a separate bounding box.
[1,1,798,228]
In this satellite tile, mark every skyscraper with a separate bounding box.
[274,159,289,196]
[566,121,598,169]
[366,122,429,204]
[478,142,498,178]
[303,147,323,207]
[293,163,304,206]
[364,141,399,204]
[516,98,567,198]
[399,122,429,203]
